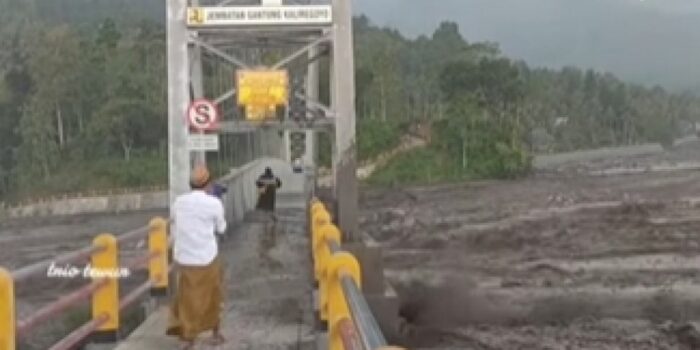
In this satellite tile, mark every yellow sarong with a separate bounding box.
[166,257,223,341]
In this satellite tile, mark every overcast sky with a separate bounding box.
[353,0,700,90]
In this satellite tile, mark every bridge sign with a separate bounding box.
[188,134,219,151]
[187,6,333,27]
[187,99,219,131]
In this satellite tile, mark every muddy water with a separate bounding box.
[361,140,700,349]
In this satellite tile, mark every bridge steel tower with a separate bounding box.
[167,0,359,239]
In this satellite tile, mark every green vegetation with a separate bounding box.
[0,2,168,202]
[358,18,700,183]
[368,148,448,186]
[316,112,405,168]
[357,119,404,161]
[1,2,700,201]
[12,154,167,201]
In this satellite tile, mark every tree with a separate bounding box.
[25,25,82,150]
[440,58,524,115]
[90,99,156,161]
[17,95,59,185]
[433,94,530,178]
[96,18,121,50]
[2,6,700,198]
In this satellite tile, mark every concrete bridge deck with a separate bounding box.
[115,190,316,349]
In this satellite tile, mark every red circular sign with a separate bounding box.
[187,99,219,131]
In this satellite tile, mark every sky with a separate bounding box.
[352,0,700,90]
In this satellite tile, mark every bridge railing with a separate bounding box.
[0,217,170,350]
[309,199,404,350]
[218,157,303,224]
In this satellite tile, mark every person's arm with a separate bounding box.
[214,200,227,235]
[257,179,267,194]
[276,178,282,188]
[256,179,267,193]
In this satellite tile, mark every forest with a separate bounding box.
[1,0,699,200]
[358,18,700,184]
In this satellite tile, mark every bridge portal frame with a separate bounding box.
[167,0,358,239]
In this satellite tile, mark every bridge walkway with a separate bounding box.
[114,190,316,350]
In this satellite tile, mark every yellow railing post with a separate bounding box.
[0,268,15,350]
[317,224,341,322]
[91,234,119,342]
[310,200,322,249]
[312,210,331,280]
[327,252,361,350]
[149,217,169,296]
[310,200,325,218]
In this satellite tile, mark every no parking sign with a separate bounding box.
[187,99,219,131]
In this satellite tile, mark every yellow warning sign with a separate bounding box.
[236,69,289,121]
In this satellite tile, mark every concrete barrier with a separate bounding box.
[0,191,168,219]
[0,157,299,221]
[533,135,699,169]
[533,143,664,169]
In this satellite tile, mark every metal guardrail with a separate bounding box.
[0,217,170,350]
[341,276,388,349]
[309,199,405,350]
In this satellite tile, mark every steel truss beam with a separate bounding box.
[330,0,358,239]
[272,33,331,69]
[203,39,319,48]
[204,33,328,104]
[193,27,330,36]
[190,0,206,165]
[295,92,333,118]
[219,119,334,133]
[214,89,237,104]
[191,37,250,68]
[167,0,191,209]
[216,0,238,7]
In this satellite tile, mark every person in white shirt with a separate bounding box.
[166,165,227,349]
